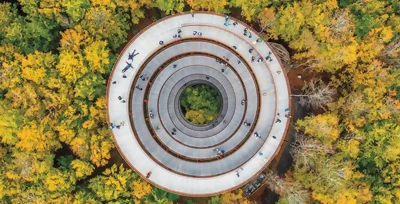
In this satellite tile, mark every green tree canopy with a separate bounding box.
[180,84,222,125]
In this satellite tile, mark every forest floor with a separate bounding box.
[107,10,319,204]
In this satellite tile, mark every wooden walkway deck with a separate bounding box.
[107,12,291,196]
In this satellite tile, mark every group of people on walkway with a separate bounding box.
[192,31,202,36]
[122,49,139,73]
[276,108,291,121]
[110,121,125,130]
[235,167,244,177]
[213,147,225,156]
[224,16,235,27]
[149,109,154,119]
[171,128,177,135]
[215,56,230,74]
[243,27,252,38]
[139,73,148,81]
[249,53,273,64]
[224,15,239,27]
[173,29,182,39]
[243,120,251,127]
[135,85,143,91]
[118,96,126,103]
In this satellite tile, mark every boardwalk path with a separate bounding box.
[107,12,291,196]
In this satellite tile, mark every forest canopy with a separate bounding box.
[0,0,399,203]
[180,84,222,125]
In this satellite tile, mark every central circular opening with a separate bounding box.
[179,83,222,125]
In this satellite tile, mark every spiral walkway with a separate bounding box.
[107,12,291,196]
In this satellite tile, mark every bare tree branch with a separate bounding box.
[264,170,310,204]
[290,133,334,169]
[292,79,337,110]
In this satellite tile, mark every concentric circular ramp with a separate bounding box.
[107,12,291,196]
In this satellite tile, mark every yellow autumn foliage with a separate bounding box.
[221,189,253,204]
[84,40,110,74]
[5,152,53,182]
[19,51,56,85]
[230,0,268,21]
[71,159,95,179]
[16,122,61,153]
[0,178,4,199]
[132,179,152,199]
[55,124,76,143]
[45,170,75,192]
[70,137,90,158]
[186,0,228,13]
[56,51,88,83]
[296,113,340,144]
[60,26,92,52]
[89,132,114,167]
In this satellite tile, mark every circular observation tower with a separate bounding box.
[107,12,291,196]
